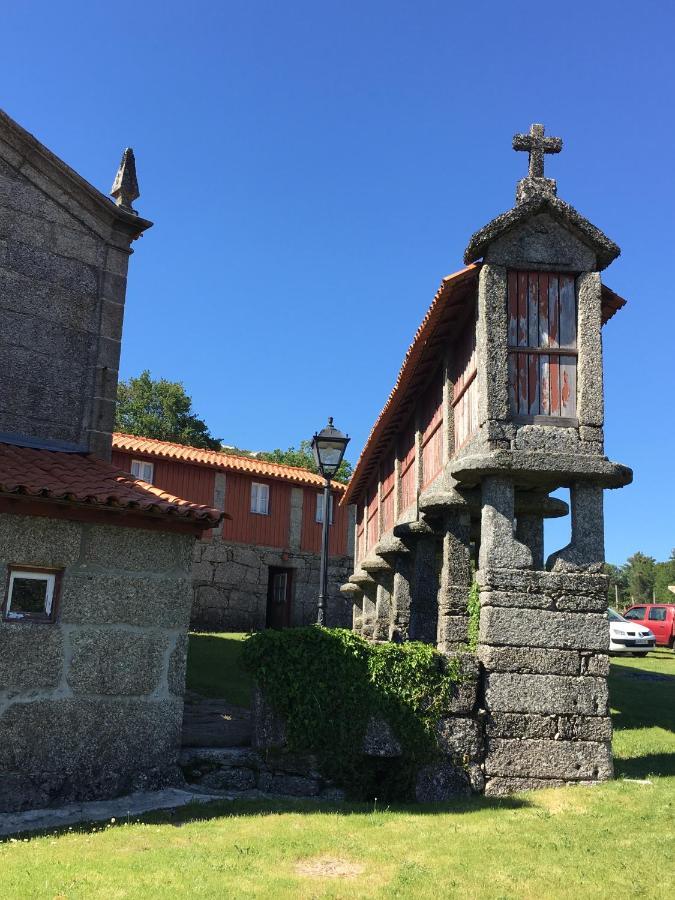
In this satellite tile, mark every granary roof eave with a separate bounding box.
[463,194,620,271]
[0,107,152,241]
[342,263,481,507]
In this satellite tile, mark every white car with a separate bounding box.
[608,607,656,656]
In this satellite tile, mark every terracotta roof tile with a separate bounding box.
[0,442,222,527]
[112,433,347,491]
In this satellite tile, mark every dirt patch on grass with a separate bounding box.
[296,856,365,878]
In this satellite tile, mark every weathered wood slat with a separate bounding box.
[548,276,559,348]
[550,353,560,414]
[528,352,540,416]
[517,271,528,346]
[508,352,517,413]
[539,353,550,415]
[517,351,528,415]
[528,273,539,348]
[559,275,576,348]
[560,354,577,417]
[508,270,518,346]
[538,272,549,347]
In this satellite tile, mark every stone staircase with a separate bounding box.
[180,692,341,800]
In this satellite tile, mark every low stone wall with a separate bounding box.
[0,513,195,812]
[250,653,485,802]
[478,567,612,795]
[191,540,353,631]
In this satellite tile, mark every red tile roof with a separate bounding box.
[0,442,222,527]
[112,433,347,492]
[343,265,629,506]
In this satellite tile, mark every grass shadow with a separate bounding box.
[2,792,534,842]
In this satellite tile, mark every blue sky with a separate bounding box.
[2,1,673,565]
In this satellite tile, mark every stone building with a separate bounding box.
[111,433,355,630]
[341,124,632,794]
[0,108,220,812]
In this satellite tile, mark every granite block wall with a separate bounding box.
[0,512,195,812]
[191,539,354,631]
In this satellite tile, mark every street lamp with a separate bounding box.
[311,417,350,626]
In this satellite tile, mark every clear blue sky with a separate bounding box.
[2,1,673,565]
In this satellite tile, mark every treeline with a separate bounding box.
[606,550,675,609]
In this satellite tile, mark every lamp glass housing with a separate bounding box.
[311,419,349,479]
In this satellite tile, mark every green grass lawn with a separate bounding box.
[186,632,253,707]
[0,645,672,899]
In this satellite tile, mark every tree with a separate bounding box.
[258,440,353,484]
[604,562,629,609]
[654,549,675,602]
[624,552,656,604]
[116,371,221,450]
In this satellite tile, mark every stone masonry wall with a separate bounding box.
[477,567,612,796]
[191,539,354,631]
[0,512,195,812]
[0,118,143,458]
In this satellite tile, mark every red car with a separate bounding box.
[623,604,675,648]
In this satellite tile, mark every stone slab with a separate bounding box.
[479,606,609,651]
[0,788,223,837]
[485,738,613,780]
[484,672,608,715]
[478,645,581,676]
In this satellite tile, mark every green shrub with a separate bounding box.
[242,627,466,800]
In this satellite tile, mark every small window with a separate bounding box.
[315,492,334,524]
[4,567,61,623]
[251,482,270,515]
[648,607,667,621]
[624,607,646,620]
[131,459,154,483]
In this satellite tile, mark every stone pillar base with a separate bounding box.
[477,567,612,792]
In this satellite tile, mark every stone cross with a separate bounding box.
[512,124,562,179]
[110,148,140,213]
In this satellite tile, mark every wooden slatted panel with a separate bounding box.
[381,452,396,497]
[399,422,416,512]
[356,505,365,562]
[422,424,443,488]
[452,303,478,451]
[421,369,444,487]
[507,271,578,419]
[366,481,379,551]
[381,486,395,534]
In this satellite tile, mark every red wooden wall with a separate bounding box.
[453,306,478,450]
[421,369,443,488]
[399,423,416,513]
[112,451,215,508]
[507,271,577,418]
[299,487,348,556]
[114,449,348,556]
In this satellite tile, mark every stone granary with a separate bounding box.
[0,108,221,812]
[111,433,355,630]
[341,124,632,795]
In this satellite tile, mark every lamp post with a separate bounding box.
[311,417,350,626]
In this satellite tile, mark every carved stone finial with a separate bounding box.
[110,148,140,213]
[513,123,563,204]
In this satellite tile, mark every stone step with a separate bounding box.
[179,746,343,800]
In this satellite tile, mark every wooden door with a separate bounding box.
[266,567,292,629]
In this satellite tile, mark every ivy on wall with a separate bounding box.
[242,627,468,800]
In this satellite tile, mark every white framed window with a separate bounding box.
[315,492,334,524]
[130,459,154,484]
[251,482,270,515]
[4,568,60,622]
